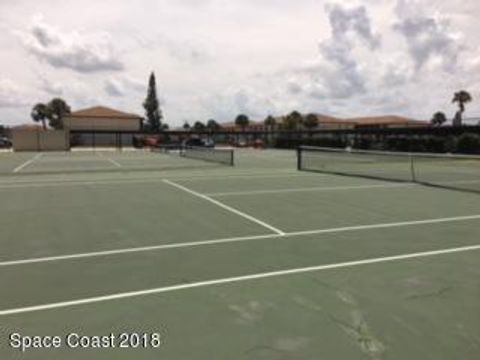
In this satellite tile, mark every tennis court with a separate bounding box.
[1,148,480,359]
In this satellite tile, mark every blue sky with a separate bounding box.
[0,0,479,127]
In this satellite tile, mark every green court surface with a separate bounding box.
[1,149,479,359]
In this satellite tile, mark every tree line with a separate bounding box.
[181,111,320,132]
[29,73,475,132]
[31,98,71,130]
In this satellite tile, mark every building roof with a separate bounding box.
[11,124,44,130]
[67,106,142,119]
[310,114,357,125]
[221,114,355,127]
[217,114,427,129]
[221,121,265,129]
[348,115,426,125]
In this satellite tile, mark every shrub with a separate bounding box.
[455,133,480,154]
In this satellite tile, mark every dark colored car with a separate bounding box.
[0,137,12,148]
[183,138,215,148]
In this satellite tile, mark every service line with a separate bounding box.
[12,153,43,173]
[1,244,480,316]
[2,214,480,267]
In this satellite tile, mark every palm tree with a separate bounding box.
[283,111,303,130]
[430,112,447,126]
[264,115,276,132]
[206,119,221,132]
[292,111,303,130]
[452,90,473,126]
[47,98,71,129]
[193,121,206,131]
[235,114,250,131]
[264,115,276,145]
[304,113,319,131]
[31,103,50,130]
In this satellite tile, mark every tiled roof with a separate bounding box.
[348,115,426,125]
[221,114,355,127]
[312,114,356,124]
[218,114,427,128]
[67,106,141,119]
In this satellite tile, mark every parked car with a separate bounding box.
[253,139,265,149]
[233,139,248,148]
[0,136,12,148]
[183,138,215,148]
[143,135,161,147]
[132,135,165,148]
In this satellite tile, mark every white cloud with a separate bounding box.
[199,87,279,121]
[136,34,212,64]
[1,0,479,126]
[380,54,414,87]
[281,3,381,101]
[0,79,31,107]
[394,0,464,71]
[15,14,124,73]
[104,78,124,97]
[326,3,381,50]
[39,76,63,96]
[104,76,145,97]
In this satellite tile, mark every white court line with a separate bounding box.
[0,171,311,189]
[163,179,286,235]
[96,151,121,168]
[206,183,414,197]
[12,153,43,173]
[1,243,480,316]
[2,214,480,267]
[0,177,168,189]
[0,170,299,184]
[177,172,312,182]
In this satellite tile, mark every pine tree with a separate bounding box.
[143,72,163,132]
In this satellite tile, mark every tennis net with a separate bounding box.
[1,147,234,176]
[297,146,480,193]
[180,146,235,166]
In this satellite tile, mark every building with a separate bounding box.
[349,116,426,129]
[220,114,357,132]
[64,106,143,147]
[312,115,356,130]
[64,106,143,132]
[220,121,265,131]
[11,125,69,151]
[219,114,429,132]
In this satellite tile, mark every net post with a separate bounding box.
[410,154,416,182]
[297,146,302,171]
[230,150,234,166]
